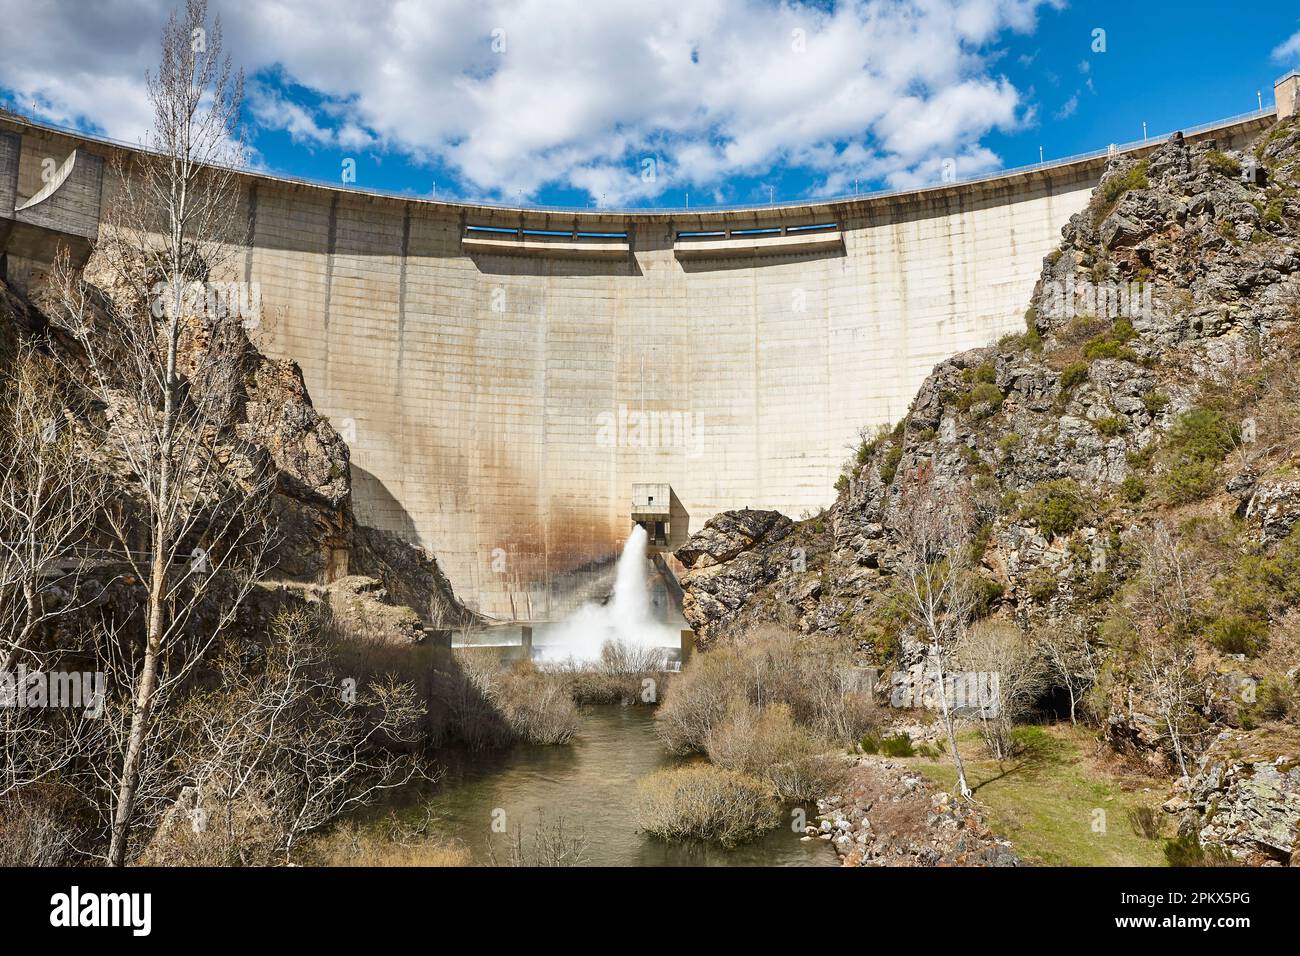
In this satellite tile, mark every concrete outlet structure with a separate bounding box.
[0,104,1278,620]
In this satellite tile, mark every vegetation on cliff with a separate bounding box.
[676,112,1300,865]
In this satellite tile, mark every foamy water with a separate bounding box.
[537,525,679,664]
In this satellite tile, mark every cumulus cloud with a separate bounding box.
[0,0,1064,204]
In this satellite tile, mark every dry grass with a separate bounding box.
[636,763,782,848]
[704,702,846,802]
[655,627,877,755]
[308,815,471,867]
[440,651,580,748]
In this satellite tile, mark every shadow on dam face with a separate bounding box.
[351,465,420,544]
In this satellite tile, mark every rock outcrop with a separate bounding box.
[1177,729,1300,864]
[0,274,473,643]
[676,115,1300,821]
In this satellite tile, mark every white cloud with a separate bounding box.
[0,0,1063,203]
[1055,92,1078,120]
[1274,29,1300,63]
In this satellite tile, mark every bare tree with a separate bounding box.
[135,609,430,864]
[39,0,277,866]
[1036,626,1098,726]
[892,467,976,799]
[1138,636,1200,782]
[0,343,109,674]
[1117,522,1207,781]
[959,621,1049,760]
[0,345,113,807]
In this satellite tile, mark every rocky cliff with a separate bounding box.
[677,115,1300,862]
[0,272,474,642]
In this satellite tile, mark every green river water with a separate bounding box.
[416,704,838,867]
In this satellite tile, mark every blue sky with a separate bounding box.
[1,1,1298,210]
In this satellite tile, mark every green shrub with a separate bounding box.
[1262,200,1284,229]
[1027,569,1059,602]
[1169,407,1237,459]
[969,576,1005,619]
[1083,336,1139,362]
[1120,475,1147,502]
[1205,150,1241,177]
[1254,674,1296,720]
[974,362,997,384]
[957,382,1004,418]
[880,444,903,485]
[1157,407,1239,504]
[1142,391,1170,415]
[859,733,880,755]
[1060,361,1090,390]
[1094,415,1126,436]
[1160,458,1221,504]
[1001,307,1045,352]
[1206,614,1266,656]
[1163,832,1231,867]
[879,733,915,758]
[1101,160,1150,205]
[1019,479,1089,539]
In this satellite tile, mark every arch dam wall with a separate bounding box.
[0,112,1273,620]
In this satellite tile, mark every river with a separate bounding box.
[417,704,838,867]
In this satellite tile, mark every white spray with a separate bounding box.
[539,525,676,664]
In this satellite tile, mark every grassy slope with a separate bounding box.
[903,724,1168,866]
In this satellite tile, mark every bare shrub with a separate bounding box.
[441,651,579,748]
[636,763,781,848]
[0,795,81,866]
[1036,626,1098,725]
[138,607,433,862]
[311,813,470,867]
[488,810,590,867]
[655,628,876,755]
[704,702,846,802]
[549,639,671,705]
[495,662,581,745]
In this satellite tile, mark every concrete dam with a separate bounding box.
[0,109,1274,620]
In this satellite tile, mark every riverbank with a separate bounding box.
[813,756,1019,867]
[313,705,838,867]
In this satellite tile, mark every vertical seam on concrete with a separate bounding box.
[397,204,410,397]
[397,204,411,543]
[1,131,21,213]
[243,182,259,285]
[752,263,761,505]
[322,193,339,391]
